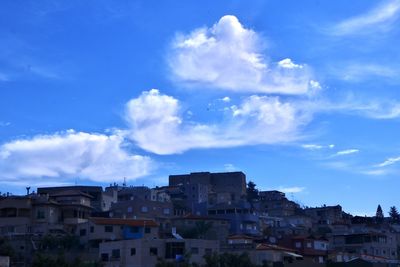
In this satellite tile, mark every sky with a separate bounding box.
[1,0,400,216]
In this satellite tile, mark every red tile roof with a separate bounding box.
[89,217,158,227]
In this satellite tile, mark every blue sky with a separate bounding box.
[1,0,400,216]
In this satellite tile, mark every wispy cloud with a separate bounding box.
[0,72,9,82]
[361,169,391,176]
[331,0,400,35]
[277,186,306,194]
[330,63,400,83]
[375,156,400,167]
[0,122,11,127]
[168,15,317,95]
[301,144,335,150]
[223,163,237,172]
[335,149,360,156]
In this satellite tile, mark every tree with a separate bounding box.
[389,206,400,223]
[246,181,259,203]
[376,204,384,223]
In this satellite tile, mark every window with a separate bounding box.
[112,249,120,259]
[105,225,113,232]
[205,248,212,255]
[130,226,139,233]
[307,242,312,248]
[36,210,45,219]
[90,226,94,233]
[150,247,158,256]
[145,227,151,234]
[295,242,302,248]
[165,242,184,259]
[131,248,136,255]
[141,206,148,213]
[80,229,86,236]
[101,253,109,262]
[127,206,133,213]
[191,247,199,254]
[163,208,170,215]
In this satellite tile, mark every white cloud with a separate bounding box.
[330,63,400,82]
[0,130,153,184]
[278,58,303,69]
[301,144,335,150]
[0,121,11,127]
[375,156,400,167]
[0,72,9,82]
[335,149,359,156]
[310,96,400,120]
[223,163,237,172]
[362,169,391,176]
[331,0,400,35]
[277,186,305,194]
[125,89,310,155]
[169,15,315,95]
[221,96,231,103]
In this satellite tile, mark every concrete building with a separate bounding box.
[289,235,329,263]
[99,238,219,267]
[332,231,398,261]
[259,190,299,217]
[37,185,117,212]
[169,172,247,212]
[304,205,343,225]
[171,215,230,243]
[78,217,158,246]
[208,201,261,236]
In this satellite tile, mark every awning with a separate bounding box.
[283,252,303,258]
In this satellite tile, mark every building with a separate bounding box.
[304,205,343,225]
[171,214,230,243]
[207,201,261,236]
[99,238,219,267]
[169,172,247,212]
[332,231,398,261]
[289,235,329,263]
[37,185,117,212]
[259,190,299,217]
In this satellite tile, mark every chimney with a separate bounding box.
[26,187,31,195]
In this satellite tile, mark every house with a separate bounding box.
[259,191,299,217]
[78,217,159,245]
[208,201,261,236]
[289,235,329,263]
[169,172,247,215]
[170,214,230,243]
[332,231,398,262]
[99,238,219,267]
[37,185,117,212]
[304,205,343,225]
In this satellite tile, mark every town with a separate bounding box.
[0,171,399,267]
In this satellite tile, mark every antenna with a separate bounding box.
[123,177,127,187]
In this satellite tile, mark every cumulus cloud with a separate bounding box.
[221,96,231,103]
[168,15,316,95]
[331,0,400,35]
[125,89,310,155]
[0,130,153,184]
